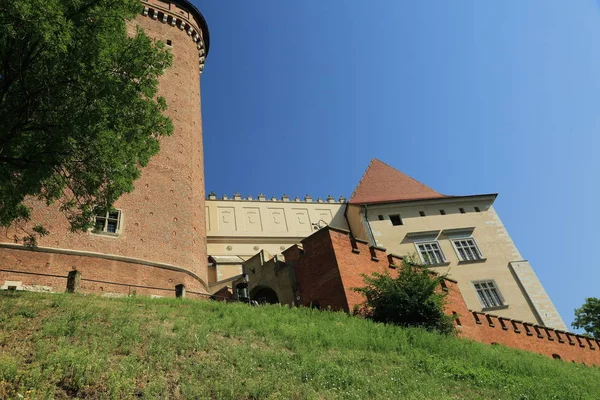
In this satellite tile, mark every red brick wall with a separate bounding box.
[283,229,348,311]
[291,227,600,366]
[0,2,208,291]
[0,247,208,299]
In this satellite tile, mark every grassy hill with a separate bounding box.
[1,292,599,399]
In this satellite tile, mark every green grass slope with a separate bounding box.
[0,292,599,399]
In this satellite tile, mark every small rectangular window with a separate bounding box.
[166,39,172,46]
[474,207,481,212]
[439,210,446,215]
[93,209,122,235]
[459,208,466,214]
[419,211,426,217]
[473,280,504,308]
[378,215,384,221]
[416,241,445,265]
[389,214,403,226]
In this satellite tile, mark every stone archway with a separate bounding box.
[251,286,279,304]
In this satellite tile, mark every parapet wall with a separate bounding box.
[286,227,600,366]
[0,245,209,299]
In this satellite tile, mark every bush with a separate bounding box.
[353,258,455,335]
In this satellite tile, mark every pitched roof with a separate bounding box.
[349,159,448,205]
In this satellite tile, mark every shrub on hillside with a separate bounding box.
[353,258,455,335]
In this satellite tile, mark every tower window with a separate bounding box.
[459,208,466,214]
[419,211,426,217]
[378,215,384,221]
[439,210,446,215]
[166,39,172,46]
[389,214,403,226]
[93,209,122,235]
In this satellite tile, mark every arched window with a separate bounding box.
[552,354,561,360]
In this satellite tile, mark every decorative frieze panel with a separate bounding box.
[243,208,263,233]
[218,207,236,233]
[268,208,288,233]
[291,208,312,233]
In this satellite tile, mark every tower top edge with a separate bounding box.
[143,0,210,55]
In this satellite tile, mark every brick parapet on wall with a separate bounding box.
[464,310,600,365]
[0,247,208,299]
[289,227,600,366]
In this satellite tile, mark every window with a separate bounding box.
[439,209,446,215]
[473,280,504,308]
[419,211,426,217]
[452,238,483,261]
[166,39,172,46]
[474,206,481,212]
[459,208,466,214]
[93,209,122,234]
[389,214,403,226]
[416,241,445,265]
[378,215,384,221]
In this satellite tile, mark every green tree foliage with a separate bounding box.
[353,258,455,335]
[0,0,173,242]
[573,297,600,339]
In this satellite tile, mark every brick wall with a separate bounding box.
[283,229,348,311]
[289,227,600,366]
[0,247,209,299]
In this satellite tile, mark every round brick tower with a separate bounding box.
[0,0,211,297]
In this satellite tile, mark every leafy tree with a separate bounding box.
[0,0,173,243]
[573,298,600,339]
[353,258,455,335]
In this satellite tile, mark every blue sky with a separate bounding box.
[194,1,600,330]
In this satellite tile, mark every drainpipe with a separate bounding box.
[362,204,377,246]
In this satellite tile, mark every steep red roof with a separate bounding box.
[349,159,448,205]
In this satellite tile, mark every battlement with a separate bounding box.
[140,0,208,72]
[464,310,600,365]
[206,192,347,203]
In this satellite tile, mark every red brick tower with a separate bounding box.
[0,0,211,297]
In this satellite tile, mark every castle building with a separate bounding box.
[0,0,573,356]
[208,159,566,332]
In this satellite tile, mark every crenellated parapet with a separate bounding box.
[140,0,208,72]
[207,191,347,204]
[468,311,600,365]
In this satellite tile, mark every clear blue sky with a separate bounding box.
[194,0,600,330]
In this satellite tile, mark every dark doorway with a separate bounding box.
[251,287,279,304]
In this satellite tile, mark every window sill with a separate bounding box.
[90,231,121,238]
[481,304,509,312]
[425,262,450,267]
[458,258,487,265]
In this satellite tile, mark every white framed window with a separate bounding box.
[415,241,446,265]
[451,238,483,261]
[473,280,504,308]
[93,209,122,235]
